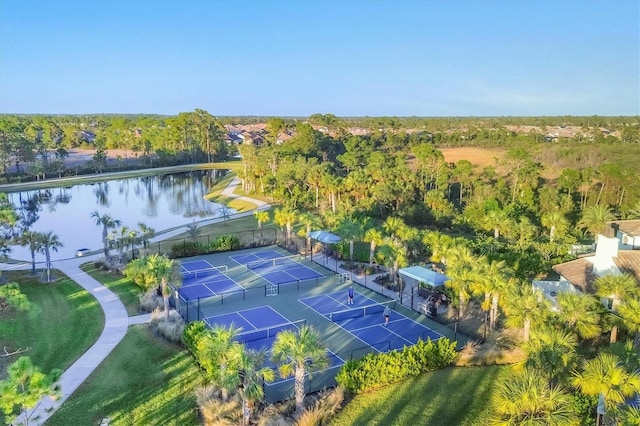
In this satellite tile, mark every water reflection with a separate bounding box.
[5,169,231,260]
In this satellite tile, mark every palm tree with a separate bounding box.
[503,285,550,342]
[196,326,241,391]
[137,222,155,251]
[446,246,477,319]
[91,211,120,261]
[271,324,329,416]
[541,210,569,243]
[423,231,455,266]
[226,347,274,425]
[18,230,42,275]
[596,273,639,343]
[273,208,297,247]
[147,254,179,320]
[253,210,269,238]
[618,297,640,350]
[476,260,515,331]
[490,368,578,425]
[524,326,578,385]
[573,353,640,417]
[337,216,363,267]
[555,292,602,340]
[115,225,131,258]
[363,227,384,267]
[297,211,321,253]
[482,209,513,240]
[377,237,408,286]
[38,231,62,283]
[578,204,616,238]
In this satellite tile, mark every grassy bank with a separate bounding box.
[0,270,104,378]
[0,161,242,193]
[79,263,142,315]
[46,326,202,426]
[331,365,507,425]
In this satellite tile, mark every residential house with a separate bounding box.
[545,235,640,309]
[605,219,640,250]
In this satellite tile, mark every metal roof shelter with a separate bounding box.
[399,266,449,288]
[308,230,342,244]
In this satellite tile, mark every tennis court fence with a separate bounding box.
[348,328,443,360]
[263,363,343,404]
[169,275,328,323]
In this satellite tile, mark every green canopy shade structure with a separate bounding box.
[399,266,449,288]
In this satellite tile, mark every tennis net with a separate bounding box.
[235,319,306,343]
[245,254,302,271]
[182,265,228,280]
[329,300,396,322]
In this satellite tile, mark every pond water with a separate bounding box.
[5,170,232,261]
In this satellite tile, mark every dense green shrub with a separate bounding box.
[210,235,240,251]
[183,321,208,352]
[170,241,205,258]
[336,338,457,394]
[169,235,240,258]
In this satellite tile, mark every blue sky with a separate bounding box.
[1,0,638,116]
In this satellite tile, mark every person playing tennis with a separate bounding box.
[347,286,354,305]
[383,305,391,326]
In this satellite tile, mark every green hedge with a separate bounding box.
[183,321,207,353]
[169,235,240,258]
[336,338,457,394]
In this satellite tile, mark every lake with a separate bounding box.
[4,170,232,261]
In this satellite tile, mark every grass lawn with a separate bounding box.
[80,263,141,315]
[0,270,104,378]
[46,326,202,426]
[331,365,508,426]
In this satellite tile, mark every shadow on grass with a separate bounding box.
[333,365,508,426]
[47,326,202,426]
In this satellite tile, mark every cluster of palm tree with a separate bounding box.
[192,323,328,425]
[254,207,640,423]
[18,230,62,282]
[124,253,180,320]
[91,211,154,267]
[491,273,640,424]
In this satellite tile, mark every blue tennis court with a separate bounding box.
[300,291,443,352]
[230,249,324,285]
[204,306,344,378]
[177,259,243,301]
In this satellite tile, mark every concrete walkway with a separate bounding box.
[221,176,270,211]
[1,174,270,425]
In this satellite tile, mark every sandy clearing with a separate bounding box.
[439,147,506,167]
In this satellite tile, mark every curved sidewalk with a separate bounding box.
[4,174,270,425]
[4,256,130,425]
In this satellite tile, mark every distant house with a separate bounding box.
[76,130,96,143]
[276,132,293,145]
[246,132,264,146]
[224,125,242,137]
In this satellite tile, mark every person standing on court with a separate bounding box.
[348,285,354,305]
[383,305,391,326]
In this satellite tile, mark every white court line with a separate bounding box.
[298,296,380,353]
